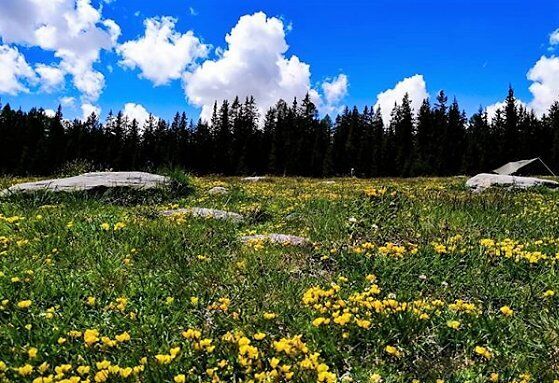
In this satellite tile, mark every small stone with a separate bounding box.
[208,186,228,195]
[242,176,267,182]
[240,234,310,246]
[161,207,243,223]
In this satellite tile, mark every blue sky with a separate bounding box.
[1,0,559,123]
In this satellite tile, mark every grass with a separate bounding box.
[1,175,559,382]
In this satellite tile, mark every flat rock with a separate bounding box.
[466,173,559,192]
[208,186,228,195]
[242,176,267,182]
[241,234,310,246]
[1,171,170,196]
[161,207,243,223]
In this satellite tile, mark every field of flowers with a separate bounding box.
[1,175,559,383]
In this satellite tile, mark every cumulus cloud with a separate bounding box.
[183,12,333,122]
[487,54,559,118]
[44,108,56,117]
[323,74,348,105]
[60,96,76,107]
[527,55,559,115]
[373,74,429,125]
[118,16,208,86]
[35,64,65,92]
[318,73,349,114]
[122,102,152,126]
[550,29,559,46]
[0,44,36,95]
[485,98,529,120]
[81,103,101,120]
[0,0,121,101]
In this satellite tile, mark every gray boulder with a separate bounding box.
[161,207,243,223]
[466,173,559,192]
[1,171,170,196]
[241,234,310,246]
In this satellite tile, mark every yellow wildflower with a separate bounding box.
[83,329,100,346]
[17,300,32,309]
[28,347,38,359]
[474,345,492,359]
[500,305,514,317]
[94,370,109,382]
[446,320,461,330]
[384,345,402,358]
[17,364,34,376]
[77,366,90,375]
[115,331,131,342]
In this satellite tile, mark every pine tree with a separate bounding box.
[502,86,519,162]
[392,94,414,176]
[463,108,490,174]
[46,105,66,172]
[124,118,140,169]
[213,100,232,174]
[415,98,434,174]
[445,97,466,175]
[433,91,448,174]
[547,102,559,169]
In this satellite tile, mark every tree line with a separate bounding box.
[1,87,559,177]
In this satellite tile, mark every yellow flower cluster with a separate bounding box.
[303,275,481,333]
[351,241,418,258]
[363,187,387,198]
[431,234,464,255]
[177,328,337,382]
[2,359,144,382]
[480,237,559,265]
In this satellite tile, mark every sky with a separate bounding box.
[1,0,559,126]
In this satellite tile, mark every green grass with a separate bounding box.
[1,176,559,382]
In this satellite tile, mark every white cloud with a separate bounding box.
[81,103,101,120]
[527,55,559,116]
[484,49,559,118]
[485,101,506,120]
[44,108,56,117]
[35,64,65,92]
[189,7,198,16]
[122,102,152,126]
[550,29,559,46]
[373,74,429,125]
[0,0,121,101]
[322,74,348,105]
[118,16,208,86]
[320,74,349,115]
[485,98,529,120]
[0,44,36,95]
[183,12,332,122]
[60,96,76,107]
